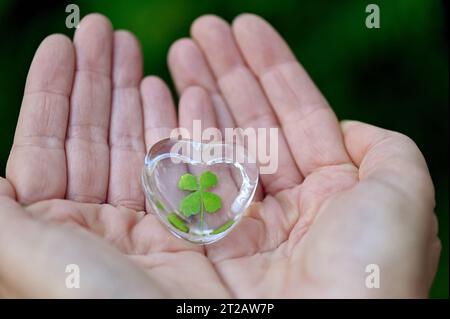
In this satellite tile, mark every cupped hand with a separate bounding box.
[0,13,440,298]
[167,14,440,298]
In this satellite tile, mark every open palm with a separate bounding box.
[0,14,439,298]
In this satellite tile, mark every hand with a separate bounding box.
[0,13,439,298]
[1,14,186,298]
[166,14,441,297]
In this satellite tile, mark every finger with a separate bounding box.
[191,15,302,194]
[178,86,240,228]
[168,38,217,93]
[66,14,113,203]
[107,31,145,211]
[179,86,219,141]
[140,76,184,215]
[341,120,434,202]
[232,14,352,176]
[168,38,235,133]
[168,38,263,200]
[6,34,74,204]
[140,76,177,149]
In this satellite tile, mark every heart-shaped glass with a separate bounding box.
[142,138,258,244]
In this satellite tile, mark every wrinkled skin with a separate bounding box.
[0,14,440,298]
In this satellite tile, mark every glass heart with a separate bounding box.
[142,138,259,244]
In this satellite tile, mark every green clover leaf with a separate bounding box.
[202,191,221,213]
[167,213,189,233]
[179,191,202,217]
[178,173,199,191]
[199,171,217,189]
[211,219,235,235]
[177,171,222,228]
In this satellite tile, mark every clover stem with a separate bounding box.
[200,194,205,231]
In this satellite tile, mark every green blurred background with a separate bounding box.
[0,0,447,297]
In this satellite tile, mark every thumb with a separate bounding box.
[340,120,434,205]
[340,120,440,293]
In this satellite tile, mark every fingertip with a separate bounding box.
[190,14,244,77]
[231,13,270,42]
[140,76,177,149]
[168,38,194,65]
[140,76,175,119]
[73,13,113,75]
[231,13,295,75]
[168,38,218,94]
[113,30,143,87]
[26,34,75,95]
[140,76,171,96]
[190,14,229,39]
[232,12,265,30]
[40,33,73,51]
[114,30,141,48]
[167,38,197,86]
[35,33,75,64]
[77,13,113,33]
[75,13,113,44]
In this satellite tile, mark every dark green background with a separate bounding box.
[0,0,447,298]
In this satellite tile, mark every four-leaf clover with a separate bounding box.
[177,171,222,226]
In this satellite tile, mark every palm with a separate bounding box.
[1,14,439,298]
